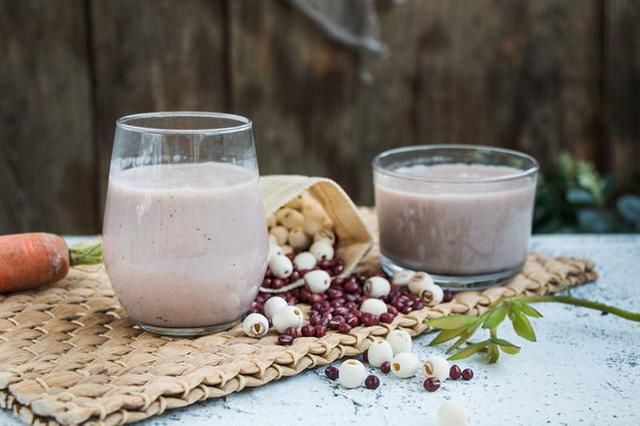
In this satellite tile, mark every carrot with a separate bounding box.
[0,233,102,293]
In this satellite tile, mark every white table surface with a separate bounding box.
[1,235,639,425]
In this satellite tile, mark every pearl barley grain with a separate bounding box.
[390,352,420,378]
[272,306,304,333]
[269,255,293,279]
[294,252,317,270]
[386,329,412,354]
[338,359,366,389]
[277,208,304,229]
[360,298,388,316]
[304,270,331,293]
[303,217,324,236]
[364,276,391,298]
[268,243,284,261]
[266,214,277,228]
[313,229,336,245]
[269,226,289,245]
[367,340,394,367]
[392,270,414,286]
[438,401,471,426]
[263,296,288,320]
[242,313,269,338]
[310,240,334,261]
[288,226,311,250]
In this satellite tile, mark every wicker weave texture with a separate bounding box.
[0,211,597,425]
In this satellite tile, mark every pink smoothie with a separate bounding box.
[103,162,269,328]
[375,164,536,275]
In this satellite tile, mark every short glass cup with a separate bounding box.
[102,112,269,336]
[373,145,539,290]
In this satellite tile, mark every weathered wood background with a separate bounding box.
[1,0,638,234]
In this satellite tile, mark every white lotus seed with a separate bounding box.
[420,283,444,306]
[310,240,334,261]
[304,270,331,293]
[281,245,293,255]
[268,243,284,261]
[242,313,269,338]
[364,276,391,298]
[438,401,471,426]
[263,296,288,320]
[338,359,366,389]
[386,329,413,354]
[360,298,388,316]
[272,305,303,333]
[302,217,323,236]
[313,229,336,245]
[423,354,450,380]
[408,271,435,295]
[392,270,415,286]
[269,254,293,279]
[293,251,317,270]
[288,226,311,250]
[390,352,420,378]
[276,208,305,229]
[367,340,394,367]
[268,234,278,245]
[266,214,277,228]
[269,226,289,245]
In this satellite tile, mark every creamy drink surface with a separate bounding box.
[103,162,269,328]
[375,164,536,275]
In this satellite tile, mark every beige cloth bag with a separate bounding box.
[260,175,373,274]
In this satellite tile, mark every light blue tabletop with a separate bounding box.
[1,235,638,425]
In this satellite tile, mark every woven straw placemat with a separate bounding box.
[0,210,597,425]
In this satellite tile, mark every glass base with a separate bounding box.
[380,254,523,291]
[138,318,241,337]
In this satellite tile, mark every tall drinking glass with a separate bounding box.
[103,112,269,336]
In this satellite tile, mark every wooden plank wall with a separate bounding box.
[0,0,637,234]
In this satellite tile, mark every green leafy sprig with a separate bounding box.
[426,295,640,364]
[69,242,103,266]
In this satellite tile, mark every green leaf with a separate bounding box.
[446,320,482,354]
[499,344,521,355]
[512,312,537,342]
[515,303,543,318]
[448,339,489,361]
[487,343,500,363]
[429,327,467,346]
[491,338,521,355]
[483,304,508,329]
[427,315,479,330]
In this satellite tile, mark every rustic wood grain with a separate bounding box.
[0,0,96,234]
[371,0,601,199]
[229,0,363,197]
[230,0,603,205]
[605,0,640,182]
[0,0,635,232]
[90,0,228,212]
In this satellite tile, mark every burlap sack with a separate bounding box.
[260,175,373,274]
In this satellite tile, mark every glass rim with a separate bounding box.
[372,144,539,184]
[116,111,253,135]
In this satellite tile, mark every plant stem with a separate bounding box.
[69,242,103,266]
[510,295,640,322]
[490,327,497,339]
